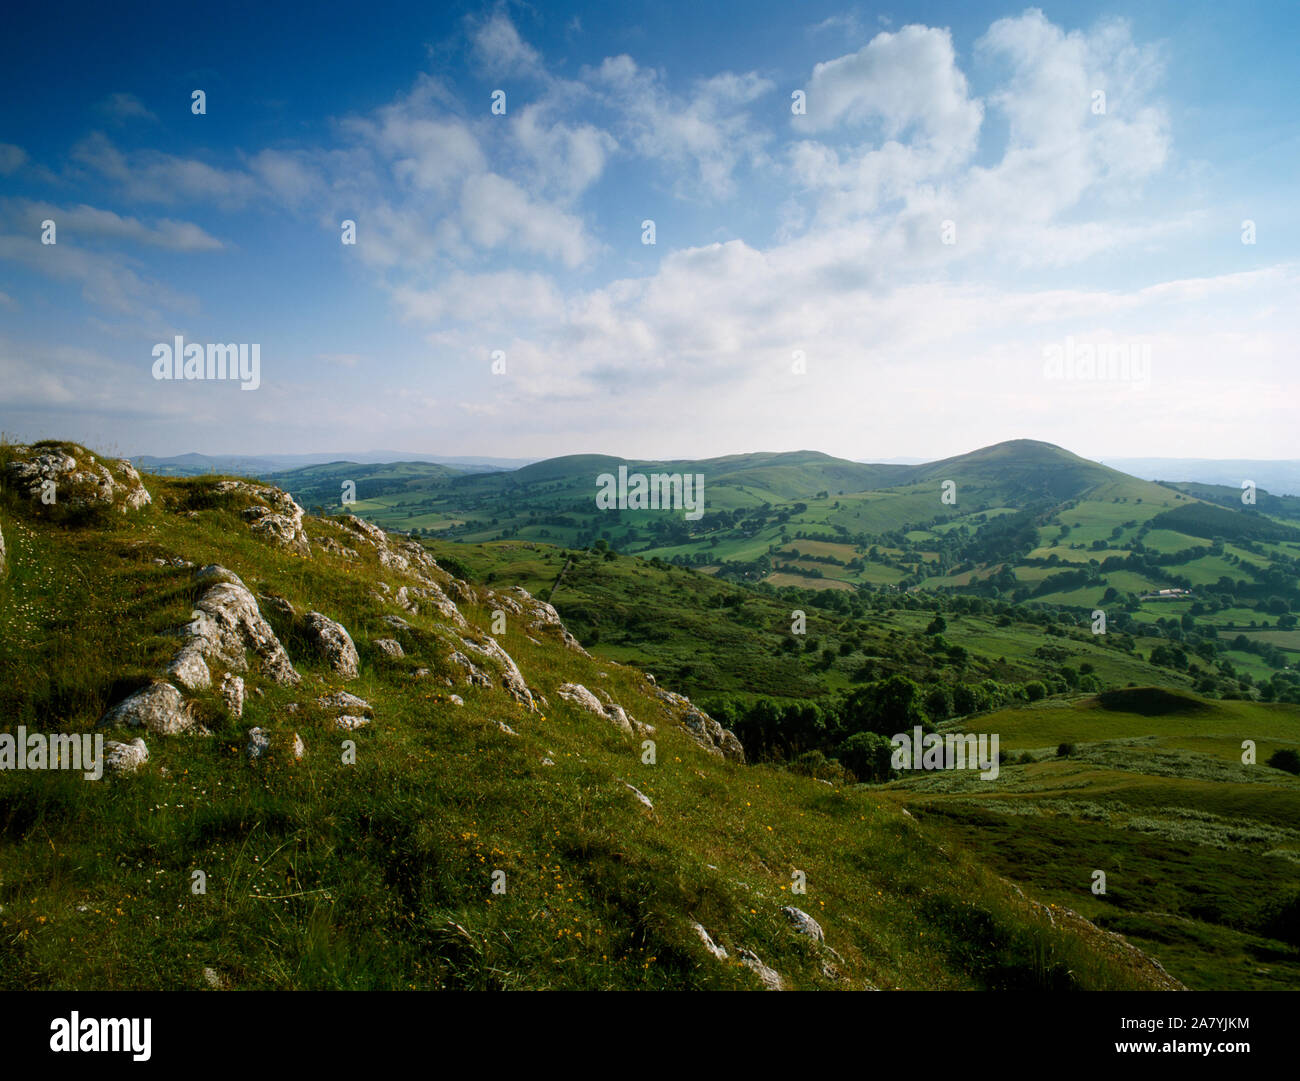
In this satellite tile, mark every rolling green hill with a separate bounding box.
[6,440,1297,991]
[2,441,1196,991]
[260,441,1300,698]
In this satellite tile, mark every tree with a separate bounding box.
[840,675,928,737]
[838,732,896,783]
[1269,748,1300,775]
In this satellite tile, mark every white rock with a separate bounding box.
[304,611,359,680]
[624,783,654,810]
[373,638,404,658]
[246,727,271,760]
[212,480,308,554]
[100,682,193,736]
[738,949,784,991]
[691,922,728,961]
[335,715,370,731]
[317,691,372,715]
[167,646,211,692]
[180,566,300,686]
[219,672,245,717]
[781,906,825,943]
[461,636,534,708]
[103,737,149,773]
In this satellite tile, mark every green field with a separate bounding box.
[887,690,1300,989]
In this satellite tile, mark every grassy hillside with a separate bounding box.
[0,442,1185,991]
[887,690,1300,990]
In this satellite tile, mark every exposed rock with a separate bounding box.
[497,720,515,734]
[212,480,309,555]
[624,783,654,810]
[449,651,492,687]
[317,691,372,716]
[246,727,271,760]
[175,568,300,687]
[557,683,634,734]
[603,703,635,736]
[557,682,606,716]
[446,579,475,605]
[373,638,404,658]
[449,694,465,707]
[103,737,149,773]
[220,673,245,718]
[167,647,211,692]
[781,906,824,943]
[407,584,466,627]
[245,726,304,761]
[257,593,296,621]
[655,688,745,763]
[337,514,388,549]
[491,592,522,616]
[304,612,359,680]
[4,446,152,514]
[738,949,784,991]
[335,715,370,731]
[691,922,728,962]
[413,667,430,679]
[503,586,589,655]
[100,682,193,736]
[382,614,412,631]
[461,636,534,708]
[394,539,443,579]
[314,536,358,561]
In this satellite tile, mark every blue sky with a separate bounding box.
[1,1,1297,462]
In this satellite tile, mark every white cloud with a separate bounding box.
[798,24,982,143]
[469,11,543,76]
[591,55,774,199]
[95,93,158,123]
[512,103,616,201]
[0,234,199,321]
[459,173,595,268]
[0,143,28,175]
[7,201,223,251]
[72,133,259,208]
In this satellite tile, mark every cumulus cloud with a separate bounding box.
[590,55,774,199]
[469,10,544,76]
